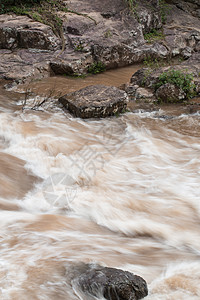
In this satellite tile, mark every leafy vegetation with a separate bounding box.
[143,56,172,69]
[74,41,85,52]
[155,69,197,99]
[87,62,106,75]
[1,0,41,13]
[104,30,112,38]
[142,57,168,86]
[126,0,136,11]
[144,29,165,43]
[125,0,140,21]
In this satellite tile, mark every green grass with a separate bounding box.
[87,62,106,75]
[143,56,172,69]
[144,29,165,43]
[155,69,197,99]
[158,0,171,24]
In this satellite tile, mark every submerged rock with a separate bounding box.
[73,266,148,300]
[59,85,128,118]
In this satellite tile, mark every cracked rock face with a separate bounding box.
[59,85,128,118]
[73,266,148,300]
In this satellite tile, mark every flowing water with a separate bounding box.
[0,66,200,300]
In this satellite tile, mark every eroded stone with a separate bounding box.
[59,85,128,118]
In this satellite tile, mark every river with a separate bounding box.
[0,66,200,299]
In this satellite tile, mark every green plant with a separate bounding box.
[0,0,42,14]
[158,0,171,24]
[29,12,43,23]
[124,0,140,22]
[142,68,154,87]
[155,69,197,99]
[143,56,171,69]
[144,29,165,43]
[126,0,136,11]
[87,62,106,74]
[104,30,112,38]
[74,41,85,52]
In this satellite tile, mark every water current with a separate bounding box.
[0,65,200,299]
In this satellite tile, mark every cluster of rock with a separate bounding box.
[126,52,200,104]
[0,0,199,116]
[0,0,199,83]
[58,52,200,118]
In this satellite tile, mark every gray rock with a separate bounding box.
[74,266,148,300]
[0,48,52,83]
[50,51,94,75]
[155,83,186,103]
[0,15,60,50]
[135,87,154,100]
[130,67,163,88]
[163,5,200,57]
[59,85,128,118]
[195,41,200,51]
[137,6,162,34]
[181,46,193,59]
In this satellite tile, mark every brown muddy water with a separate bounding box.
[0,66,200,300]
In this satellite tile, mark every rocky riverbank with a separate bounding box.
[0,0,199,84]
[0,0,199,118]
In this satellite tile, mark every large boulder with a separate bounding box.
[59,85,128,118]
[73,266,148,300]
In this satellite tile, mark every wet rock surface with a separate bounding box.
[72,265,148,300]
[59,85,128,118]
